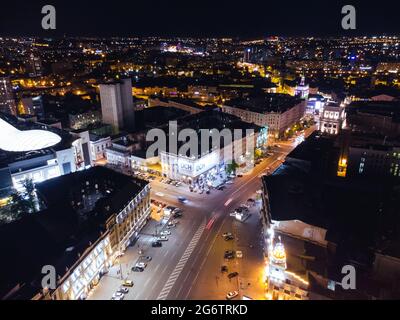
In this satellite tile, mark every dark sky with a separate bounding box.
[0,0,399,37]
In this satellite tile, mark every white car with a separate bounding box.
[136,262,147,268]
[112,292,124,300]
[157,236,169,241]
[160,230,171,236]
[236,251,243,258]
[155,192,165,197]
[226,291,239,300]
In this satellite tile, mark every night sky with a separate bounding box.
[0,0,399,37]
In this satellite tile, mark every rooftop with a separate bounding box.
[0,166,148,299]
[225,93,303,114]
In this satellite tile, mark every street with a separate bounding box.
[89,126,316,300]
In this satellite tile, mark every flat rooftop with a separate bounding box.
[225,93,303,114]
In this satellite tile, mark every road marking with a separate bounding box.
[157,220,206,300]
[224,198,233,206]
[154,264,160,273]
[144,277,151,288]
[163,249,170,257]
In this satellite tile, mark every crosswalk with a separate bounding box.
[156,220,206,300]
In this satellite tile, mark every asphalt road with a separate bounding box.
[90,127,316,300]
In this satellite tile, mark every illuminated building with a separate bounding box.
[222,93,306,138]
[99,79,135,131]
[0,114,91,191]
[0,77,17,116]
[265,235,309,300]
[158,110,266,184]
[0,167,150,300]
[26,52,43,77]
[319,102,345,135]
[294,76,309,99]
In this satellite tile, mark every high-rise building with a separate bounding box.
[99,79,134,131]
[0,77,17,116]
[27,52,43,77]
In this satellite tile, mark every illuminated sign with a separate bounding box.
[177,151,219,177]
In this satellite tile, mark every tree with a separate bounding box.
[226,160,239,174]
[22,178,37,212]
[254,148,263,160]
[9,191,31,216]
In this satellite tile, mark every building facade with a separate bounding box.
[319,102,345,135]
[0,77,17,115]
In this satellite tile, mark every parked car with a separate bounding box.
[136,262,147,269]
[224,250,235,259]
[122,280,134,287]
[221,265,228,273]
[222,232,234,241]
[173,212,183,218]
[160,230,171,236]
[111,292,124,300]
[236,251,243,258]
[178,196,188,203]
[157,236,169,241]
[142,256,152,261]
[226,291,239,300]
[117,287,129,294]
[228,272,239,279]
[237,174,243,177]
[132,266,144,272]
[152,241,162,247]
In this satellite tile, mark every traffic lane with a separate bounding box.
[177,172,266,299]
[173,178,263,299]
[149,133,310,299]
[128,218,200,300]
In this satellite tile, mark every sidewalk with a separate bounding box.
[88,218,166,300]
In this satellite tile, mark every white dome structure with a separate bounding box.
[0,117,61,152]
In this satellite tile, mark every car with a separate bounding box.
[228,272,239,279]
[224,234,234,241]
[152,241,162,247]
[142,256,152,261]
[173,212,183,218]
[237,174,243,177]
[111,292,124,300]
[136,262,147,268]
[132,266,144,272]
[172,207,182,214]
[206,190,210,194]
[222,232,234,240]
[178,196,188,203]
[247,198,255,203]
[167,221,176,227]
[122,280,134,287]
[274,144,281,148]
[117,287,129,294]
[157,236,169,241]
[224,250,235,259]
[160,230,171,236]
[221,265,228,273]
[236,251,243,258]
[226,180,233,184]
[226,291,239,300]
[155,192,165,197]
